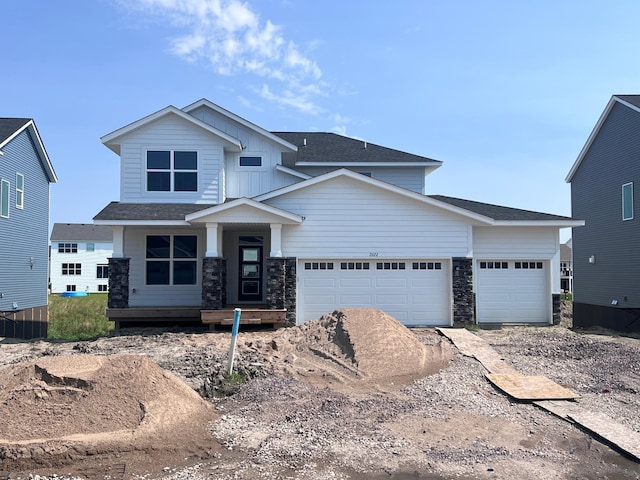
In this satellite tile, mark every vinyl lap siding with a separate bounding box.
[297,166,425,194]
[0,130,50,311]
[49,243,113,293]
[265,176,470,258]
[571,102,640,308]
[118,114,223,203]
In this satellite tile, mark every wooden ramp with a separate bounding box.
[436,327,640,462]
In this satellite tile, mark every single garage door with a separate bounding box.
[298,259,451,326]
[476,260,549,324]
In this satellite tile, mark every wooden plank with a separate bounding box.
[220,318,262,325]
[107,307,201,319]
[486,373,578,401]
[201,309,286,324]
[536,400,640,461]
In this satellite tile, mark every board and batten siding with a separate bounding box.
[125,227,205,307]
[0,130,50,312]
[118,114,224,204]
[49,242,113,293]
[297,166,426,194]
[571,101,640,308]
[473,226,561,292]
[265,176,472,258]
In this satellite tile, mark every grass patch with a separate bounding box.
[48,293,114,340]
[561,292,573,301]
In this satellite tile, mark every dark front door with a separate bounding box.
[238,242,263,302]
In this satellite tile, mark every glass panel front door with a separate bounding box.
[238,238,263,301]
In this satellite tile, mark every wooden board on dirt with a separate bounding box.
[486,373,579,400]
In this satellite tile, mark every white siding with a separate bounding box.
[50,242,113,293]
[125,227,205,307]
[297,166,426,194]
[117,114,224,203]
[265,176,471,258]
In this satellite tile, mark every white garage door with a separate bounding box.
[298,259,451,326]
[476,260,549,324]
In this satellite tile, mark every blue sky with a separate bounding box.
[3,1,640,242]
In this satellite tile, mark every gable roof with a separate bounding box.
[182,99,298,151]
[0,118,57,183]
[566,95,640,182]
[272,132,443,166]
[430,195,578,222]
[101,105,243,155]
[94,202,214,224]
[51,223,113,242]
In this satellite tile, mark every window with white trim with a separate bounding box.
[623,182,633,220]
[98,284,108,292]
[239,156,262,167]
[96,265,109,279]
[15,173,24,209]
[86,243,95,252]
[1,179,9,218]
[146,235,198,285]
[58,243,78,253]
[147,150,198,192]
[66,285,77,292]
[62,263,82,275]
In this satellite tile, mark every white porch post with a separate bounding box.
[270,223,283,257]
[205,222,220,257]
[112,225,124,258]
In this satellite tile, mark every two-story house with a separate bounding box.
[95,99,581,329]
[560,240,573,293]
[0,118,57,339]
[50,223,114,294]
[566,94,640,332]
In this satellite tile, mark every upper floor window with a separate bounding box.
[147,150,197,192]
[0,179,9,218]
[239,156,262,167]
[62,263,82,275]
[15,173,24,209]
[86,243,95,252]
[58,243,78,253]
[622,182,633,221]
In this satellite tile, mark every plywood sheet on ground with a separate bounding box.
[435,327,517,374]
[536,400,640,461]
[486,373,578,400]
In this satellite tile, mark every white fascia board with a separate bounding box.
[255,168,495,225]
[101,105,243,155]
[185,197,303,224]
[182,99,298,152]
[294,161,441,167]
[93,220,190,226]
[492,220,585,227]
[565,96,640,183]
[0,120,57,182]
[275,164,312,180]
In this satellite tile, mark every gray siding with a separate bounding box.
[571,102,640,308]
[0,130,51,312]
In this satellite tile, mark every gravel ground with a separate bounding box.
[2,304,640,480]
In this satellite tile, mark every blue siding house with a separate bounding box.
[566,95,640,332]
[0,118,57,338]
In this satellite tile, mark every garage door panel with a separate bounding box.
[299,259,450,326]
[477,260,548,324]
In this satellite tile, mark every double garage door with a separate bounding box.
[298,259,451,326]
[476,260,549,324]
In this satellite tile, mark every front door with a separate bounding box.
[238,238,263,302]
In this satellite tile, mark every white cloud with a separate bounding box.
[116,0,326,114]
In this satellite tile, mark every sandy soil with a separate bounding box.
[0,304,639,479]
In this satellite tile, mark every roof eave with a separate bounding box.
[294,161,442,167]
[492,220,585,227]
[93,220,191,226]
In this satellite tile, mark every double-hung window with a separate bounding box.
[623,182,634,221]
[147,150,198,192]
[15,173,24,209]
[96,265,109,279]
[146,235,198,285]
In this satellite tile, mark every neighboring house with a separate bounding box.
[560,240,573,293]
[0,118,57,339]
[566,94,640,332]
[95,99,581,328]
[50,223,114,294]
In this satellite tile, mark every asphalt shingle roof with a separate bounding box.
[430,195,576,221]
[50,223,114,242]
[94,202,216,221]
[272,132,442,165]
[0,118,30,146]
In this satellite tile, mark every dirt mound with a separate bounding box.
[0,354,216,469]
[268,308,452,390]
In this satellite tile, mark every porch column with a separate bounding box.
[205,222,220,257]
[112,226,124,258]
[452,257,474,327]
[270,223,282,257]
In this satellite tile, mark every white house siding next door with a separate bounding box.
[476,260,549,324]
[298,259,451,326]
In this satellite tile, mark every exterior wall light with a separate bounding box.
[588,255,596,264]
